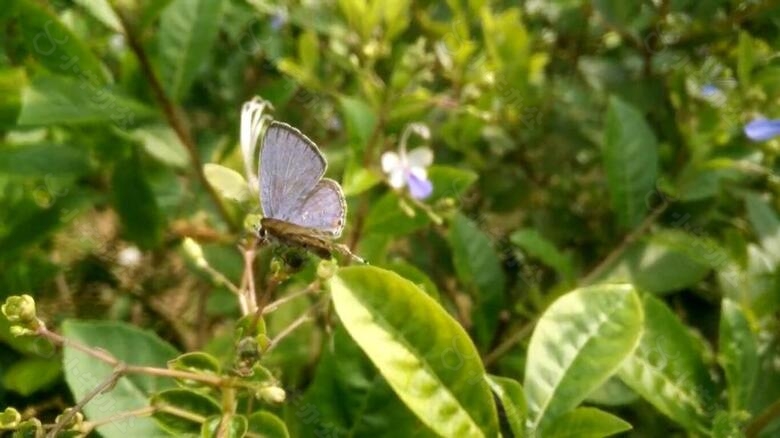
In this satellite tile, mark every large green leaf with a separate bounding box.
[329,266,498,437]
[602,96,658,228]
[539,407,632,438]
[524,284,643,430]
[618,294,717,434]
[158,0,225,101]
[16,74,154,127]
[300,327,436,437]
[718,299,758,413]
[449,213,506,348]
[17,0,110,85]
[62,320,179,438]
[151,388,220,435]
[112,154,163,249]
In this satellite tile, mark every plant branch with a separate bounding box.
[580,204,667,286]
[82,406,157,433]
[482,319,535,368]
[113,6,237,232]
[747,398,780,438]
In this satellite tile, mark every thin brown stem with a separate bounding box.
[37,325,118,366]
[47,366,126,438]
[266,309,316,353]
[580,204,667,286]
[82,405,156,433]
[747,398,780,438]
[262,283,318,315]
[482,319,535,368]
[113,6,237,232]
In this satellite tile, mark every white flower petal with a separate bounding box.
[388,168,406,188]
[409,166,428,181]
[406,147,433,168]
[381,151,401,173]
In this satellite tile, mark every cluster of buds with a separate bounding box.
[1,294,41,336]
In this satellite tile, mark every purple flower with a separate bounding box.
[700,84,719,97]
[744,119,780,141]
[381,124,434,200]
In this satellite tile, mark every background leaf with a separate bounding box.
[719,299,758,413]
[62,320,179,438]
[602,96,658,228]
[112,153,163,249]
[539,407,632,438]
[158,0,225,101]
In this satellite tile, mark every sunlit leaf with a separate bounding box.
[539,407,632,438]
[330,266,498,437]
[719,299,758,413]
[524,284,643,430]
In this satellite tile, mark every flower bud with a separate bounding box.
[181,238,208,268]
[1,295,38,327]
[257,386,286,404]
[0,407,21,429]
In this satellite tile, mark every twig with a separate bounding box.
[262,283,318,315]
[482,319,535,368]
[82,405,156,433]
[113,6,237,232]
[747,398,780,438]
[47,366,126,438]
[580,204,667,286]
[265,309,316,353]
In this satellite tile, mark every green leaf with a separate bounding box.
[585,377,638,407]
[524,284,643,430]
[539,407,632,438]
[62,319,179,438]
[131,125,190,169]
[151,388,220,435]
[17,0,110,85]
[745,193,780,267]
[339,96,377,150]
[203,163,251,204]
[510,228,574,281]
[0,68,27,127]
[17,74,154,127]
[603,96,658,228]
[592,0,642,30]
[246,411,289,438]
[201,414,248,438]
[158,0,225,101]
[486,375,526,438]
[600,230,712,295]
[427,165,478,202]
[449,213,506,348]
[342,163,382,197]
[363,192,431,236]
[168,352,221,388]
[329,266,498,437]
[73,0,121,31]
[0,143,90,176]
[383,260,440,301]
[2,357,61,396]
[618,294,717,434]
[301,326,436,437]
[112,154,163,249]
[737,31,753,87]
[719,299,758,413]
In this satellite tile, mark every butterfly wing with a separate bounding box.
[260,122,326,220]
[284,178,346,237]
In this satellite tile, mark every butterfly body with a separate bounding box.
[259,217,336,259]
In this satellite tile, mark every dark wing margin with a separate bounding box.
[260,122,327,219]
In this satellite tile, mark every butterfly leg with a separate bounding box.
[333,243,367,265]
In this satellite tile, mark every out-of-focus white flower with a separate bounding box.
[117,246,142,267]
[240,97,274,190]
[381,124,434,200]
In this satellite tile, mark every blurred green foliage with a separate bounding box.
[1,0,779,437]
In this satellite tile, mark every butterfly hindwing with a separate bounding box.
[285,178,346,237]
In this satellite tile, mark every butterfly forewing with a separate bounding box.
[260,122,326,220]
